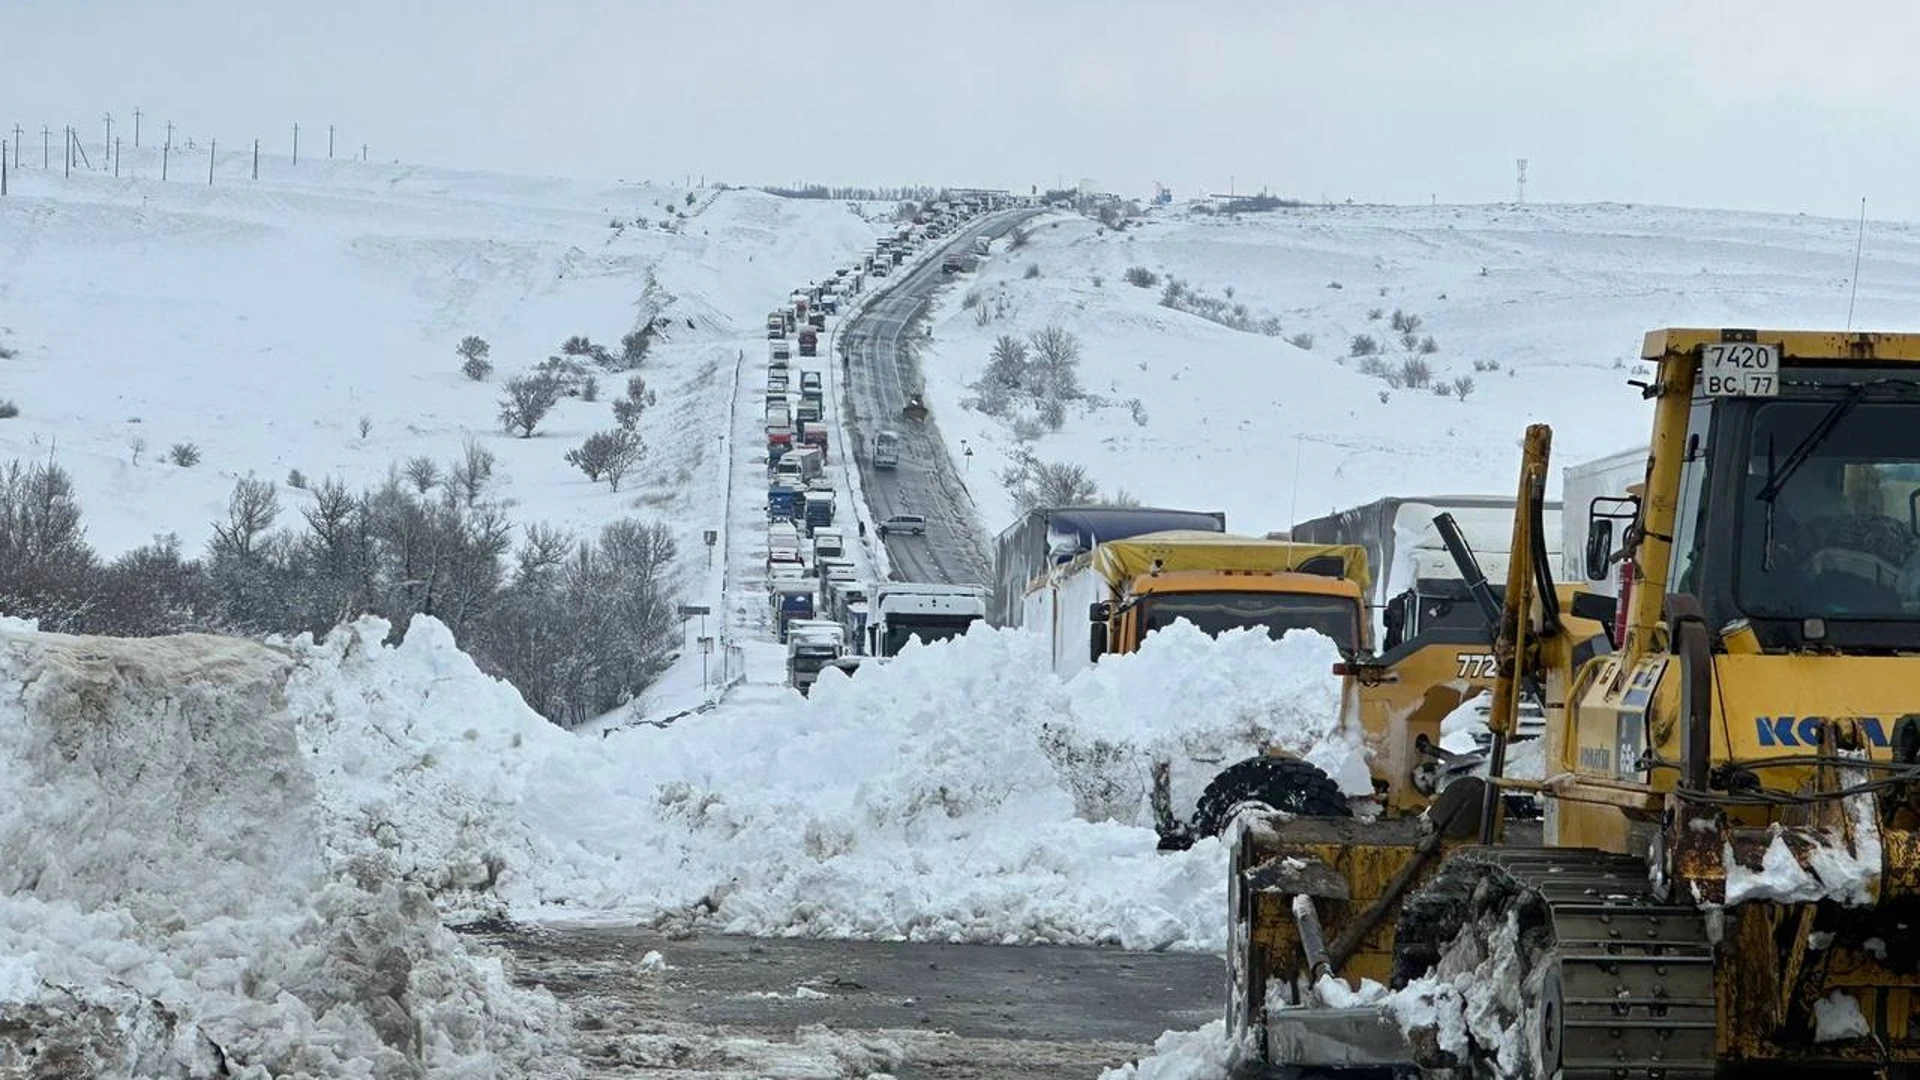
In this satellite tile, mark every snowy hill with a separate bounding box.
[0,156,882,557]
[916,201,1920,540]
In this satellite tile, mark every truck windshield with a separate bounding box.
[881,615,979,655]
[1141,592,1359,651]
[1736,398,1920,622]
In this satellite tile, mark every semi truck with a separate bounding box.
[802,490,835,537]
[1023,530,1372,678]
[767,483,802,522]
[772,582,815,642]
[786,620,845,695]
[800,421,828,460]
[989,506,1228,629]
[774,446,822,486]
[871,429,900,469]
[1285,494,1563,648]
[799,329,818,357]
[867,583,988,658]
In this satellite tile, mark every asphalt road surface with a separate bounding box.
[836,210,1038,585]
[475,926,1223,1079]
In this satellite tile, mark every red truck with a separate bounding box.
[800,421,828,461]
[798,328,818,357]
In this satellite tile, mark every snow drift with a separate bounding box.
[0,625,574,1079]
[281,614,1357,952]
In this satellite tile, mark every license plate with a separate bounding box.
[1701,342,1779,397]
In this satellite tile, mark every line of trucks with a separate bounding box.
[762,197,1007,693]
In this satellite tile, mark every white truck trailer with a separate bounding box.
[867,583,987,658]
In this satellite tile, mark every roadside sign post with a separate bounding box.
[704,528,718,568]
[697,635,714,688]
[677,603,711,653]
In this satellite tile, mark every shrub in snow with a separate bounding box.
[1420,334,1439,354]
[286,467,307,490]
[499,375,562,438]
[1453,375,1476,400]
[1367,307,1384,321]
[456,335,492,381]
[0,399,16,419]
[1129,397,1149,426]
[1008,225,1032,249]
[1024,262,1041,279]
[1124,265,1159,288]
[1432,382,1455,397]
[1390,309,1422,334]
[1399,357,1433,388]
[566,427,644,491]
[168,441,201,466]
[581,374,601,402]
[1287,332,1315,350]
[1350,334,1380,357]
[358,414,373,439]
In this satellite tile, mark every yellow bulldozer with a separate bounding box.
[1227,327,1920,1078]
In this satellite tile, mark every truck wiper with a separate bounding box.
[1755,382,1867,505]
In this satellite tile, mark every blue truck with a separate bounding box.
[768,483,803,521]
[773,583,816,642]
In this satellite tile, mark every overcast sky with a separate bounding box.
[7,0,1919,219]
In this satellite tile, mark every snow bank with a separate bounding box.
[279,615,1361,952]
[1095,1020,1245,1080]
[0,624,574,1078]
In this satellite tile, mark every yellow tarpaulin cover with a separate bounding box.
[1089,531,1371,593]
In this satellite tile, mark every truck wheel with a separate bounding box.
[1190,755,1351,838]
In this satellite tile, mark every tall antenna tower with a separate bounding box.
[1515,159,1528,204]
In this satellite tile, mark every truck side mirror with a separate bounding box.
[1584,520,1613,581]
[1089,601,1110,623]
[1585,495,1639,580]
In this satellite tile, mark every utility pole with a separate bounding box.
[162,138,169,181]
[328,124,334,158]
[291,122,298,165]
[133,106,141,147]
[63,127,70,178]
[360,143,367,162]
[251,138,259,180]
[164,120,173,152]
[208,139,215,184]
[12,125,22,168]
[41,126,49,169]
[2,142,8,196]
[102,112,111,168]
[113,137,120,178]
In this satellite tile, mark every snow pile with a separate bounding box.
[273,614,1370,951]
[1814,990,1871,1042]
[1723,779,1881,907]
[0,624,574,1078]
[1095,1020,1245,1080]
[1044,625,1362,825]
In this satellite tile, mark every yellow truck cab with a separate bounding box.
[1084,531,1372,662]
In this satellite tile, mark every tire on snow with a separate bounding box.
[1189,754,1351,838]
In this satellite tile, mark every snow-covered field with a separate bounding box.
[917,201,1920,541]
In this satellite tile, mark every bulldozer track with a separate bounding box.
[1416,848,1718,1079]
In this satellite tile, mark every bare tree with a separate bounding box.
[404,455,441,494]
[499,375,561,438]
[0,459,97,628]
[447,436,495,505]
[211,476,279,558]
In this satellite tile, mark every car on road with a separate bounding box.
[877,513,927,537]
